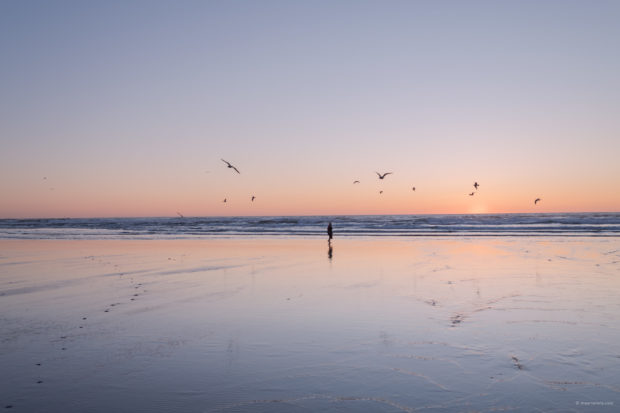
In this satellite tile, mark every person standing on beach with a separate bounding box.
[327,222,333,240]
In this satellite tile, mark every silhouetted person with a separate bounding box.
[327,222,333,240]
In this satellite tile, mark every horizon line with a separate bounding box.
[2,210,619,220]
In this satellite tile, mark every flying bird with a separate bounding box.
[469,192,475,196]
[534,198,541,205]
[251,196,256,202]
[221,159,240,174]
[353,180,360,184]
[379,190,384,194]
[223,198,227,203]
[376,172,393,179]
[412,187,416,191]
[176,212,184,218]
[473,182,479,190]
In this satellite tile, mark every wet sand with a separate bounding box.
[1,238,619,412]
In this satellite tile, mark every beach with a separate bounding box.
[3,0,620,410]
[1,237,619,412]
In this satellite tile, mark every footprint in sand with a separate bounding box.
[511,355,524,370]
[451,314,464,326]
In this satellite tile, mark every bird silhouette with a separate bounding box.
[534,198,541,205]
[379,190,384,194]
[473,182,479,190]
[251,196,256,202]
[221,159,240,174]
[376,172,393,179]
[412,187,416,191]
[176,212,184,218]
[353,180,360,184]
[469,192,475,196]
[223,198,227,203]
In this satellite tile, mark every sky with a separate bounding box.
[1,0,619,218]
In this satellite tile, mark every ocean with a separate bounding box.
[1,212,619,239]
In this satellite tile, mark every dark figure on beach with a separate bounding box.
[327,222,333,240]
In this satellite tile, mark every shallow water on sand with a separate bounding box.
[1,238,619,412]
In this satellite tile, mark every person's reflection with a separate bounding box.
[327,222,334,261]
[328,239,333,260]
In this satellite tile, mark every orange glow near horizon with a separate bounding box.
[1,177,618,219]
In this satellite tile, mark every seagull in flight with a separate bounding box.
[469,192,475,196]
[353,180,360,184]
[412,187,416,191]
[473,182,479,190]
[379,190,384,194]
[223,198,227,203]
[221,159,240,174]
[376,172,393,180]
[251,196,256,202]
[534,198,541,205]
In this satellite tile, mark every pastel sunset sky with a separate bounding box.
[1,1,619,218]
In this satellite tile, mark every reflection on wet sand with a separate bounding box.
[0,237,619,412]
